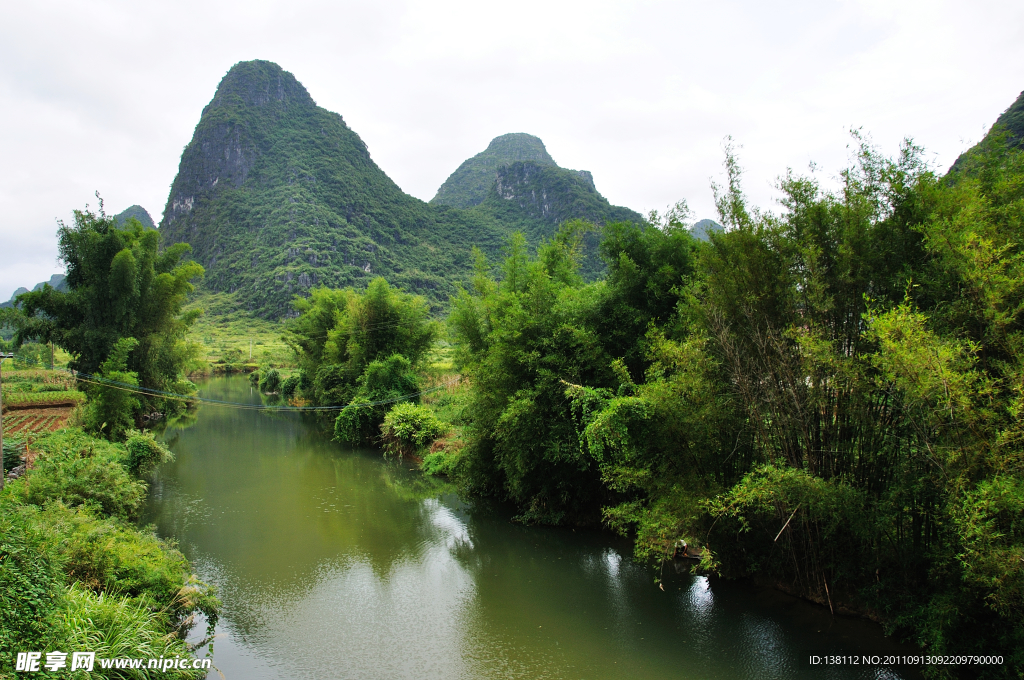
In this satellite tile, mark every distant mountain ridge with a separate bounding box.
[114,205,156,230]
[2,274,66,309]
[159,60,642,317]
[432,133,558,208]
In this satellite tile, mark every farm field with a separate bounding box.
[2,406,75,435]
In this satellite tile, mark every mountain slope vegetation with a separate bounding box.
[159,61,641,317]
[431,132,557,208]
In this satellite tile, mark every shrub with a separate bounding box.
[41,504,217,625]
[281,374,300,397]
[259,367,281,393]
[123,429,174,475]
[0,505,65,665]
[380,403,448,457]
[51,583,210,679]
[12,429,146,519]
[334,354,419,446]
[314,363,354,406]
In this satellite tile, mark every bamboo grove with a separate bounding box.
[429,132,1024,673]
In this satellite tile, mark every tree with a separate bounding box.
[15,201,203,422]
[288,277,437,405]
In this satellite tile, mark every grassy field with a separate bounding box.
[184,291,296,373]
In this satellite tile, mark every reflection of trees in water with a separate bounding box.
[378,457,456,503]
[258,392,283,408]
[160,406,200,434]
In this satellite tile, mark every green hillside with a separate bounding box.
[469,161,642,278]
[159,60,642,317]
[950,89,1024,172]
[432,133,557,208]
[114,205,156,229]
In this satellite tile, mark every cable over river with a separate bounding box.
[144,376,921,680]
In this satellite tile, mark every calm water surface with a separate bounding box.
[144,376,918,680]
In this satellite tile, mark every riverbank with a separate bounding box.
[0,425,219,678]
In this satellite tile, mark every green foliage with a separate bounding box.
[0,504,65,662]
[8,429,146,519]
[85,337,141,440]
[445,120,1024,668]
[291,278,437,408]
[40,504,216,628]
[51,583,208,679]
[15,341,48,367]
[0,415,216,678]
[1,390,86,408]
[334,354,420,445]
[446,223,663,523]
[14,202,203,423]
[380,402,449,457]
[123,429,174,475]
[281,374,300,396]
[259,367,281,393]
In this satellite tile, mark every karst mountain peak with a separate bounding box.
[159,60,641,317]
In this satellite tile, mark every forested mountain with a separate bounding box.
[159,61,641,317]
[950,89,1024,172]
[114,205,156,229]
[431,133,557,208]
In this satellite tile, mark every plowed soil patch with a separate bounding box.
[2,406,74,435]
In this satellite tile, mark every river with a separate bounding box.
[144,376,919,679]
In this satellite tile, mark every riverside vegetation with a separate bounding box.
[1,206,218,678]
[4,64,1023,678]
[280,96,1024,678]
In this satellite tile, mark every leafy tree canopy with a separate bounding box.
[14,202,203,414]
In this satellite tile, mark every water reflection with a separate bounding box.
[145,377,920,680]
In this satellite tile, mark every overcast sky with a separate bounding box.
[2,0,1022,301]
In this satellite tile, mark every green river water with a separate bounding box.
[144,376,919,679]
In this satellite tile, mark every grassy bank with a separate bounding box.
[0,427,219,678]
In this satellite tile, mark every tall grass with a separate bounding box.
[52,584,209,680]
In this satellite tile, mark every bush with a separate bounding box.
[281,374,300,397]
[51,583,210,679]
[11,429,146,519]
[0,505,65,664]
[248,370,260,386]
[41,504,217,625]
[334,354,419,446]
[0,428,219,678]
[123,429,174,475]
[421,446,463,477]
[380,403,448,457]
[314,363,354,406]
[259,367,281,393]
